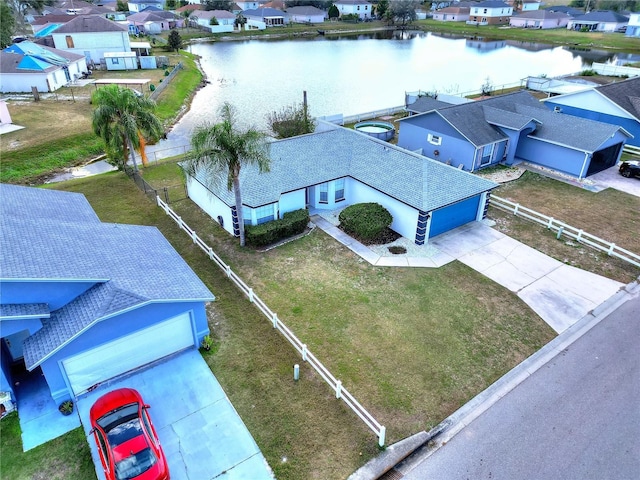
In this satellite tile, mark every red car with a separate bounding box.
[89,388,170,480]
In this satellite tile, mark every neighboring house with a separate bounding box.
[509,10,571,29]
[184,124,498,246]
[286,5,327,24]
[0,184,215,406]
[242,7,289,27]
[567,10,629,32]
[626,12,640,37]
[432,6,470,22]
[30,15,75,37]
[192,10,236,32]
[127,0,163,13]
[175,3,203,14]
[468,0,513,25]
[51,15,131,65]
[0,41,87,93]
[236,1,259,9]
[335,0,372,20]
[543,5,582,16]
[127,11,178,34]
[520,0,541,11]
[397,91,630,179]
[542,77,640,148]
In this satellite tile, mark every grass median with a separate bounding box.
[37,171,555,479]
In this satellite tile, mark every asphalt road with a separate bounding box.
[401,295,640,480]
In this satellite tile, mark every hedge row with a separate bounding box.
[245,208,310,247]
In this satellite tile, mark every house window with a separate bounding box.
[255,205,274,224]
[357,5,360,10]
[428,134,442,146]
[319,182,328,204]
[480,144,493,166]
[111,58,119,64]
[335,179,345,202]
[66,35,74,48]
[483,8,487,14]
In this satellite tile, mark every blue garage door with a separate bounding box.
[429,195,481,238]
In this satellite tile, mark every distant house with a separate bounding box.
[235,0,259,9]
[468,0,513,25]
[184,124,498,245]
[510,10,570,29]
[432,6,470,22]
[286,5,327,24]
[397,91,630,179]
[567,10,629,32]
[0,41,87,93]
[192,10,236,33]
[242,7,289,27]
[335,0,372,20]
[542,77,640,148]
[543,5,582,16]
[0,184,215,406]
[520,0,541,11]
[127,0,163,13]
[30,14,75,37]
[127,11,179,34]
[626,12,640,37]
[50,15,131,65]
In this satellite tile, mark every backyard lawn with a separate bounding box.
[26,170,556,480]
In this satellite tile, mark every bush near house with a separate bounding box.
[339,202,393,243]
[245,208,309,247]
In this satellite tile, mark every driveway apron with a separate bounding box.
[431,223,624,333]
[75,349,274,480]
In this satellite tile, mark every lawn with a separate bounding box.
[489,171,640,284]
[33,171,555,480]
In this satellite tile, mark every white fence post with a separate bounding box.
[302,344,308,361]
[248,288,254,302]
[513,204,519,215]
[608,243,615,256]
[335,380,342,399]
[226,265,232,277]
[547,217,554,229]
[378,426,386,447]
[272,313,278,328]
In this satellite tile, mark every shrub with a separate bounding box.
[245,209,309,247]
[580,69,596,76]
[338,203,392,243]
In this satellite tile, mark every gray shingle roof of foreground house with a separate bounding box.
[192,126,497,212]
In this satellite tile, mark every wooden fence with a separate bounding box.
[156,196,387,446]
[490,195,640,269]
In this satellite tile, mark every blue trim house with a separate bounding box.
[0,185,214,406]
[398,91,631,179]
[542,77,640,148]
[184,124,498,246]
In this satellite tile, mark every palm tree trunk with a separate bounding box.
[233,176,245,247]
[127,135,139,172]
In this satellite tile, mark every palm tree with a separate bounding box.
[91,84,163,172]
[184,102,270,247]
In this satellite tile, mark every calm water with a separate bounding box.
[162,31,623,147]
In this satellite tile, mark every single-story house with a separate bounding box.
[542,77,640,148]
[509,10,570,29]
[519,0,541,11]
[0,184,215,406]
[0,41,87,93]
[432,6,470,22]
[30,15,75,35]
[397,91,631,179]
[235,1,260,10]
[192,10,236,33]
[127,0,163,13]
[50,14,131,65]
[626,12,640,37]
[543,5,582,16]
[468,0,513,25]
[127,11,179,34]
[242,7,289,27]
[567,10,629,32]
[335,0,372,20]
[286,5,327,24]
[185,124,498,246]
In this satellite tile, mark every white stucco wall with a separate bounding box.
[547,90,635,119]
[51,31,131,63]
[187,177,235,235]
[279,190,305,216]
[0,58,86,93]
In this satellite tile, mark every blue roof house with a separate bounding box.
[397,91,631,179]
[542,77,640,148]
[185,123,498,246]
[0,184,214,406]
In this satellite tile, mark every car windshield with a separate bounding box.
[115,447,157,480]
[97,403,142,447]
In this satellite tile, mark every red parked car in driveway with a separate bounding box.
[89,388,169,480]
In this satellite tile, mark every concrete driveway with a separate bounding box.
[76,349,274,480]
[589,163,640,198]
[431,223,624,333]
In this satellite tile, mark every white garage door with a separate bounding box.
[62,312,194,396]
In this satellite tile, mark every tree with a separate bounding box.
[167,28,183,52]
[116,0,128,11]
[203,0,233,11]
[376,0,389,19]
[184,103,270,247]
[328,4,339,19]
[390,0,418,28]
[8,0,54,32]
[266,101,314,139]
[1,2,16,48]
[235,12,246,28]
[91,85,164,172]
[209,16,219,25]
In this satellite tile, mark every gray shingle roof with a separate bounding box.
[483,105,539,130]
[595,76,640,121]
[406,96,454,114]
[192,126,497,213]
[0,183,214,368]
[474,1,510,7]
[0,303,50,320]
[52,14,128,33]
[512,10,570,20]
[571,10,629,23]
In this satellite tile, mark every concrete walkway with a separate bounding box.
[311,216,624,333]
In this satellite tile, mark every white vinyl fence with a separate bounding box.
[490,195,640,269]
[590,62,640,78]
[156,196,386,446]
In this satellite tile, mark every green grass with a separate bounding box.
[0,412,95,480]
[35,172,555,479]
[154,50,203,123]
